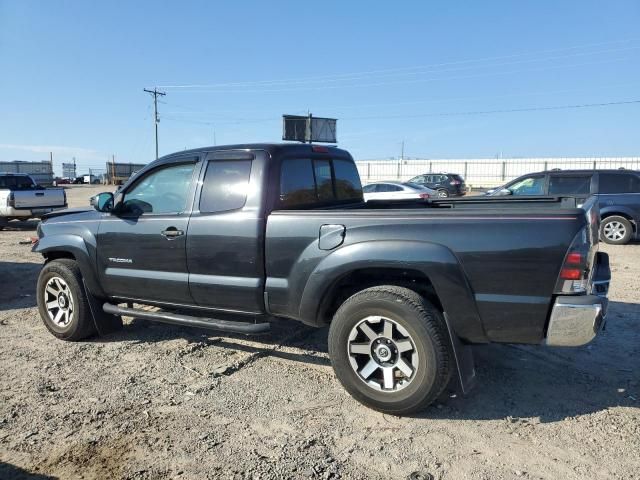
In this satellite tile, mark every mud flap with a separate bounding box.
[83,279,123,335]
[444,312,477,395]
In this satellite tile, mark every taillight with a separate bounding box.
[554,227,593,294]
[63,189,67,205]
[7,192,15,207]
[450,180,461,185]
[565,252,582,264]
[560,268,582,280]
[419,193,430,199]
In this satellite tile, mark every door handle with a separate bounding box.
[161,227,184,239]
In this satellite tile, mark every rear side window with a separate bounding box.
[279,158,363,208]
[280,159,317,207]
[199,160,252,213]
[333,159,362,200]
[314,159,333,201]
[549,175,591,195]
[599,173,640,194]
[362,184,376,193]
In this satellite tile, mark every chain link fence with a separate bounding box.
[355,157,640,190]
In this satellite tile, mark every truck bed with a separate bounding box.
[265,196,596,345]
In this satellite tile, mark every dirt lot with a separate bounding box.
[0,185,638,479]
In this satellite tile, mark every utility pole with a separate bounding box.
[401,140,405,161]
[144,87,166,159]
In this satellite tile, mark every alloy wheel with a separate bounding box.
[43,276,75,327]
[603,221,626,242]
[347,316,419,392]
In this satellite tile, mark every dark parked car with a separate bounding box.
[408,173,466,197]
[32,144,610,414]
[486,169,640,245]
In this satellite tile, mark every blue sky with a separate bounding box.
[1,0,639,175]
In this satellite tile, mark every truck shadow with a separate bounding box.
[0,261,40,310]
[95,299,638,424]
[0,219,40,231]
[0,462,57,479]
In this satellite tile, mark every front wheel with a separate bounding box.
[328,286,453,415]
[37,259,97,340]
[600,216,632,245]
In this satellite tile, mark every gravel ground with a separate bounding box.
[0,185,638,480]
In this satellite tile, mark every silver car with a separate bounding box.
[363,181,437,202]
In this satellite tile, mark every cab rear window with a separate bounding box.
[279,158,363,208]
[0,175,35,190]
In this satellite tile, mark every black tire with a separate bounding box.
[600,216,632,245]
[436,189,449,198]
[328,286,453,415]
[37,259,97,341]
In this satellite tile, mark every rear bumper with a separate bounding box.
[3,205,66,217]
[545,252,610,347]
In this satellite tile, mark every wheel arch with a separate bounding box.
[298,240,488,343]
[599,209,637,232]
[34,234,105,298]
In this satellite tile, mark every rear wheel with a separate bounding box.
[600,216,632,245]
[328,286,452,415]
[37,259,97,340]
[436,189,449,198]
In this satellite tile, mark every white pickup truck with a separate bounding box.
[0,173,67,228]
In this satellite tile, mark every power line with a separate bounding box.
[161,99,640,129]
[158,81,640,119]
[143,87,166,159]
[341,99,640,121]
[154,56,637,94]
[157,38,639,90]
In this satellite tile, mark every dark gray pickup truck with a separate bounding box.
[33,144,611,414]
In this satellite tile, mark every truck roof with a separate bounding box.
[159,143,351,161]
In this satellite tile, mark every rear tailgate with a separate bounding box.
[13,188,66,208]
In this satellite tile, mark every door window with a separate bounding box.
[199,160,252,213]
[549,175,591,195]
[363,184,376,193]
[508,176,545,196]
[123,162,196,214]
[599,173,640,193]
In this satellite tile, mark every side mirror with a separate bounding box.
[498,188,512,196]
[92,192,114,212]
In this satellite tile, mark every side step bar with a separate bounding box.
[102,303,271,334]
